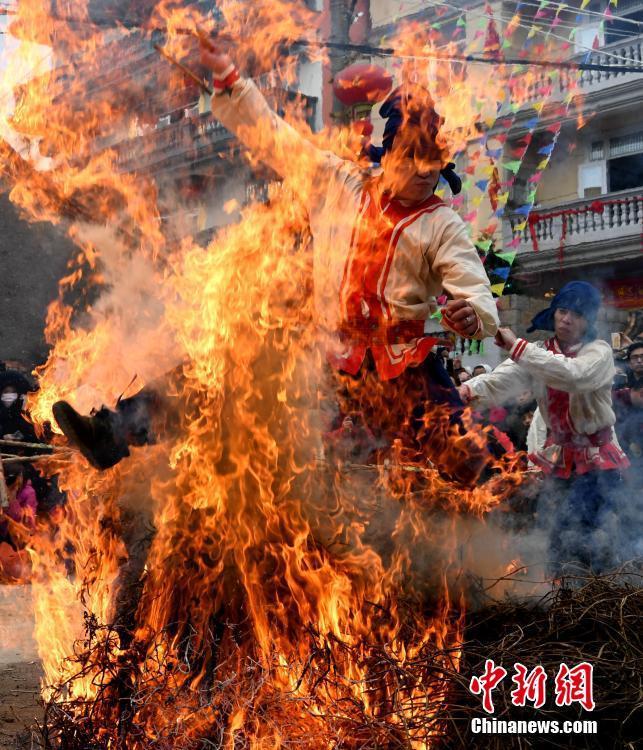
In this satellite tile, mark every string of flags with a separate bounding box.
[382,0,625,309]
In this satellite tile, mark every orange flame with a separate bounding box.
[0,0,570,745]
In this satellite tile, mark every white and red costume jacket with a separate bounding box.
[465,336,629,478]
[211,78,499,380]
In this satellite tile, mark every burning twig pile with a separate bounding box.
[38,572,641,749]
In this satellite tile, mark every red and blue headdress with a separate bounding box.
[365,86,462,195]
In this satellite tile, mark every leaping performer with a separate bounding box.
[53,36,502,486]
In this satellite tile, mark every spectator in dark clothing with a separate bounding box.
[503,399,538,452]
[613,342,643,464]
[624,342,643,389]
[0,369,37,443]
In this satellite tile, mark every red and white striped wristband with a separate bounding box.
[510,337,528,362]
[213,63,240,92]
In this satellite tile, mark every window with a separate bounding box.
[607,131,643,191]
[590,141,604,161]
[608,153,643,192]
[604,8,643,44]
[610,132,643,158]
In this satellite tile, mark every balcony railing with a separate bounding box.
[114,115,232,171]
[516,36,642,105]
[505,188,643,256]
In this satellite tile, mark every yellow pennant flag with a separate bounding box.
[491,282,506,296]
[581,0,591,8]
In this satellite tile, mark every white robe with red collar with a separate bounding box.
[466,336,629,477]
[211,78,499,380]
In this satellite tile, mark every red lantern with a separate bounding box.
[333,63,393,116]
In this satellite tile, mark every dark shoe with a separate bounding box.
[52,401,130,470]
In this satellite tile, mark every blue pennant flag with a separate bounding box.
[537,143,555,156]
[486,147,503,159]
[525,117,539,129]
[494,208,505,217]
[493,266,511,280]
[475,179,490,192]
[513,204,532,216]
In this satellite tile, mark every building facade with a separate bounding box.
[360,0,641,343]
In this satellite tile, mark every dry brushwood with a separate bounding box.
[37,570,642,750]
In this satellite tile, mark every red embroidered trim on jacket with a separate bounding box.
[528,337,630,476]
[330,189,445,380]
[510,338,528,362]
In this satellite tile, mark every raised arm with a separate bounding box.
[201,40,342,185]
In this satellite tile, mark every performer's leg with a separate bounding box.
[53,365,186,470]
[548,470,619,576]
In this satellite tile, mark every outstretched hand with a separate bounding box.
[494,327,517,351]
[457,384,473,403]
[199,34,234,77]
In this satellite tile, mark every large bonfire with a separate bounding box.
[5,1,636,748]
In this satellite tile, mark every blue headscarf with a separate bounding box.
[527,281,602,341]
[366,87,462,195]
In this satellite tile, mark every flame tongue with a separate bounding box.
[0,0,550,745]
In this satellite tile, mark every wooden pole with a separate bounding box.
[0,438,55,451]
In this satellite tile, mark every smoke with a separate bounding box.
[310,445,642,611]
[40,222,186,413]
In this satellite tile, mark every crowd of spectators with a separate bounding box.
[0,360,65,580]
[613,340,643,469]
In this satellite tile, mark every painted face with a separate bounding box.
[554,307,588,346]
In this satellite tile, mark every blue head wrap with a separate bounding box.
[365,87,462,195]
[527,281,602,341]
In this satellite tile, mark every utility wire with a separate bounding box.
[385,0,643,29]
[422,0,643,67]
[512,0,643,28]
[294,38,643,73]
